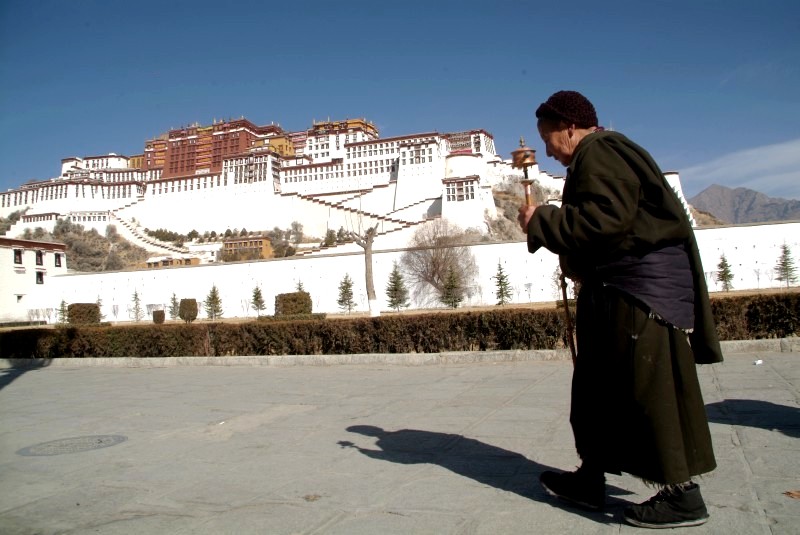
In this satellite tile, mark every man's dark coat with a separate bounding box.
[526,130,721,483]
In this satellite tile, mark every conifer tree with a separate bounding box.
[168,293,180,320]
[323,229,337,247]
[96,295,106,320]
[775,243,797,289]
[57,299,69,324]
[493,261,513,305]
[337,274,355,313]
[440,268,464,309]
[252,286,266,317]
[716,254,734,292]
[131,290,144,322]
[296,280,305,292]
[385,261,409,311]
[205,284,224,320]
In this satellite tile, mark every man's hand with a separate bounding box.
[517,205,537,233]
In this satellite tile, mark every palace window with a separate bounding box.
[446,182,476,202]
[36,271,44,284]
[14,249,22,264]
[55,253,62,267]
[35,251,43,266]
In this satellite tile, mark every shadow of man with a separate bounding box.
[706,399,800,439]
[0,359,52,392]
[340,425,632,524]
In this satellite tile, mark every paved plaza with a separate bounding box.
[0,349,798,534]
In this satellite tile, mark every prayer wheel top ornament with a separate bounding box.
[510,137,537,171]
[511,137,537,206]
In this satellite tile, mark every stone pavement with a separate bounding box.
[0,349,798,534]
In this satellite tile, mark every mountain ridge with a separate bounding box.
[688,184,800,224]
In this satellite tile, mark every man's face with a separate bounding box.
[537,124,573,166]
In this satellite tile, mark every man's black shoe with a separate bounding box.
[623,482,709,529]
[539,467,605,510]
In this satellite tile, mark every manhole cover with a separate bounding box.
[16,435,127,456]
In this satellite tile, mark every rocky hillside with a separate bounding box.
[689,185,800,224]
[11,219,149,272]
[489,181,561,241]
[689,206,726,227]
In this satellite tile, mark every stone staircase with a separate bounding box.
[283,184,443,257]
[293,214,440,257]
[3,218,33,239]
[108,209,187,255]
[287,189,426,229]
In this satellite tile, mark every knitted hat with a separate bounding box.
[535,90,598,128]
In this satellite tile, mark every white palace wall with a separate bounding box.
[33,221,799,323]
[47,239,560,321]
[694,222,800,291]
[123,182,339,238]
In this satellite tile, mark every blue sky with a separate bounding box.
[1,0,798,199]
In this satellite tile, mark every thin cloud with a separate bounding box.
[719,59,796,88]
[680,138,800,200]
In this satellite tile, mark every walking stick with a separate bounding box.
[560,274,577,366]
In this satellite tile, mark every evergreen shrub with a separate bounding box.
[275,291,312,316]
[153,310,165,324]
[179,299,198,323]
[67,303,101,325]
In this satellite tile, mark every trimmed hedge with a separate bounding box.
[1,293,796,360]
[256,313,327,322]
[0,309,559,359]
[153,310,165,324]
[711,293,799,341]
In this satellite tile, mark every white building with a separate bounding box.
[0,237,68,323]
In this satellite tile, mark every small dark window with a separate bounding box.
[55,253,62,267]
[14,249,23,264]
[36,271,44,284]
[35,251,43,265]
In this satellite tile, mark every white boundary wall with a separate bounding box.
[695,222,800,291]
[14,221,798,323]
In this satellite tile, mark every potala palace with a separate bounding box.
[1,117,526,241]
[1,117,798,324]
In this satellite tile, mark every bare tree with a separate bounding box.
[349,222,380,316]
[344,197,381,315]
[400,219,479,307]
